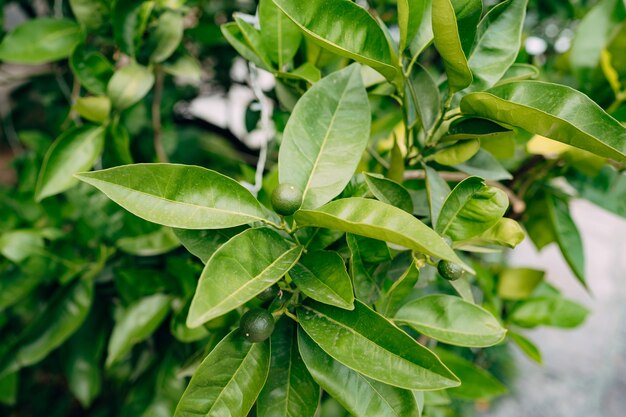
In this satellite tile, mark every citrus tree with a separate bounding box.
[0,0,625,416]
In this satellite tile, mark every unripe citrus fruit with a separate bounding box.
[240,308,275,342]
[271,183,303,216]
[437,260,464,281]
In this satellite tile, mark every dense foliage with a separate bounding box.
[0,0,625,416]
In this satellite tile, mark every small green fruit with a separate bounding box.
[256,285,279,302]
[437,260,464,281]
[271,183,303,216]
[240,308,275,342]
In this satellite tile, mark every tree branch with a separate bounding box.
[152,67,168,163]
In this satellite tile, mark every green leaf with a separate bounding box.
[497,63,540,84]
[455,217,525,249]
[116,227,180,256]
[0,279,93,378]
[0,229,44,263]
[546,193,587,288]
[76,163,270,229]
[290,250,354,310]
[436,177,509,241]
[432,0,479,92]
[107,63,155,111]
[112,0,153,57]
[424,165,451,226]
[435,349,508,400]
[445,117,513,141]
[295,198,471,270]
[405,64,441,130]
[509,296,589,328]
[35,125,105,201]
[0,263,43,310]
[460,81,626,161]
[497,267,544,300]
[467,0,528,91]
[364,173,413,214]
[73,96,111,123]
[298,329,421,417]
[570,0,626,83]
[395,295,506,347]
[221,22,273,71]
[174,227,247,264]
[234,15,275,70]
[508,331,542,364]
[454,149,512,180]
[398,0,430,53]
[70,45,115,96]
[257,318,319,417]
[0,18,82,64]
[408,0,433,58]
[187,228,302,327]
[273,0,398,80]
[279,64,370,209]
[0,372,17,406]
[377,254,421,317]
[148,11,184,63]
[69,0,110,30]
[432,139,480,166]
[106,294,171,367]
[62,307,107,407]
[174,330,270,417]
[259,0,302,67]
[346,234,385,304]
[297,300,460,390]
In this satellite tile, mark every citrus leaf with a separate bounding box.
[364,173,414,214]
[395,295,507,347]
[273,0,398,80]
[460,81,626,161]
[0,18,82,64]
[187,228,302,327]
[279,64,370,209]
[436,177,508,241]
[174,330,270,417]
[298,329,421,417]
[70,45,114,96]
[259,0,302,67]
[290,250,354,310]
[509,296,589,328]
[106,294,171,367]
[295,198,471,270]
[107,63,155,111]
[35,125,105,201]
[297,300,460,390]
[257,318,319,417]
[76,163,270,229]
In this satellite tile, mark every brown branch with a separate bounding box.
[404,170,526,214]
[152,68,168,163]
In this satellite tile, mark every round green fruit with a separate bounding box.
[437,260,464,281]
[240,308,275,342]
[256,285,279,302]
[271,183,303,216]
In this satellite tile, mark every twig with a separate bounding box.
[367,146,390,169]
[152,67,168,162]
[404,170,526,214]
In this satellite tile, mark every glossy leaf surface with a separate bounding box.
[298,329,420,417]
[297,300,460,390]
[461,81,626,161]
[174,330,270,417]
[107,63,155,111]
[76,164,270,229]
[279,64,370,209]
[273,0,398,80]
[187,228,302,327]
[259,0,302,67]
[257,319,319,417]
[364,173,414,214]
[290,250,354,310]
[35,126,105,201]
[436,177,508,241]
[395,295,506,347]
[296,198,469,268]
